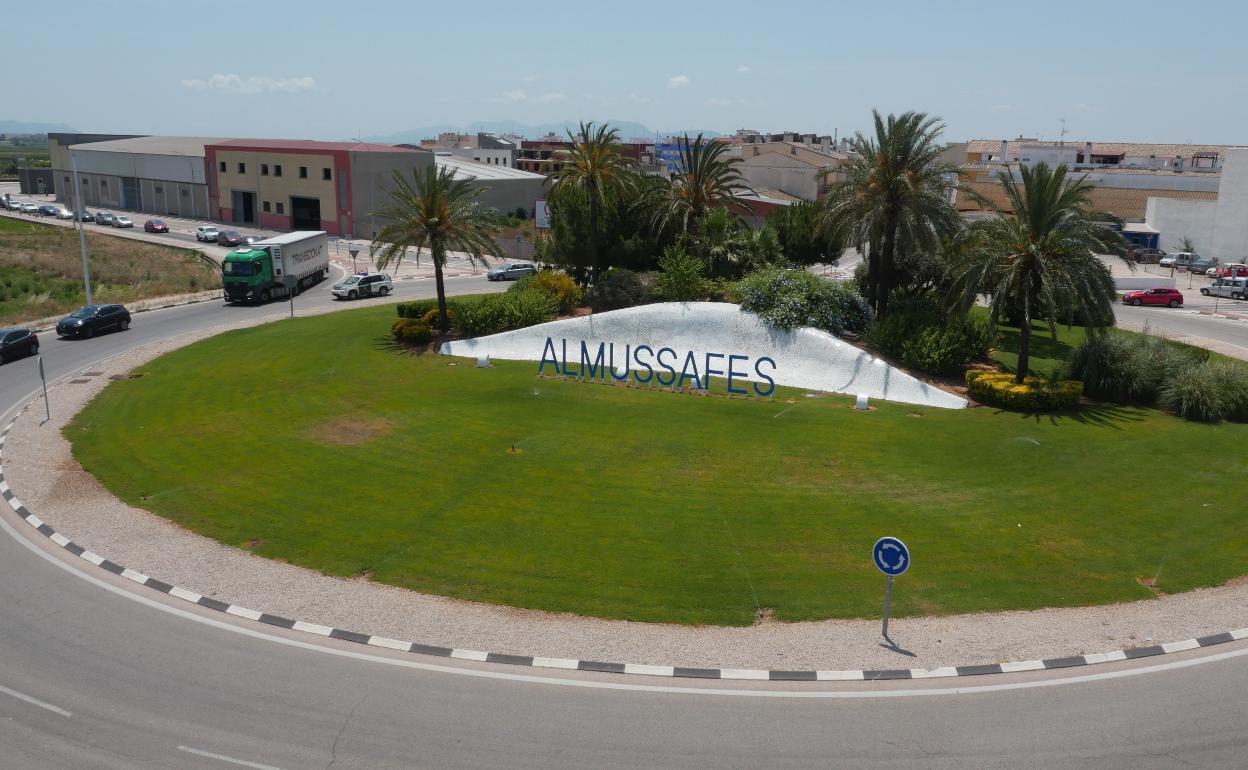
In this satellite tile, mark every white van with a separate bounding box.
[1159,251,1197,269]
[1200,277,1247,300]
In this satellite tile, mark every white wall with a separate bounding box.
[1211,148,1248,261]
[1145,197,1218,255]
[1146,147,1248,261]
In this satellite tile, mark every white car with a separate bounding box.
[55,207,75,220]
[331,272,392,300]
[112,215,134,228]
[195,226,220,242]
[18,203,38,214]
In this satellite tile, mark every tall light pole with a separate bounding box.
[70,150,93,304]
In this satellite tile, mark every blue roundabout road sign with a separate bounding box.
[872,536,910,577]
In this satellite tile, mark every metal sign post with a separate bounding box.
[872,536,910,640]
[284,275,297,318]
[38,356,51,424]
[349,247,360,274]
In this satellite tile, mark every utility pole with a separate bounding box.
[70,151,93,304]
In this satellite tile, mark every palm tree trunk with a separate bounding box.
[588,184,601,308]
[877,210,898,318]
[433,243,450,336]
[1015,290,1031,385]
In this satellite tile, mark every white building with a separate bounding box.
[1145,147,1248,260]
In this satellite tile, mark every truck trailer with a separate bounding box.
[222,231,329,303]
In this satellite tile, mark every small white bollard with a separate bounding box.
[476,354,491,368]
[855,393,870,411]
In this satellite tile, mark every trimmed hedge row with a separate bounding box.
[966,371,1083,411]
[391,318,432,345]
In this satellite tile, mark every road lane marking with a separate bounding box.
[0,683,73,716]
[176,745,282,769]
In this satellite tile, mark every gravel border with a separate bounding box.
[6,320,1248,674]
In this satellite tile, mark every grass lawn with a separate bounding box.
[0,217,218,325]
[67,305,1248,625]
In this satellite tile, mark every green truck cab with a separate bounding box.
[221,231,329,304]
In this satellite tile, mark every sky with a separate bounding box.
[8,0,1247,144]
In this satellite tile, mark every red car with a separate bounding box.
[1122,288,1184,308]
[144,219,169,233]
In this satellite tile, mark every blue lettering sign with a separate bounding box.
[539,337,560,375]
[753,356,777,397]
[727,354,749,395]
[677,350,702,390]
[633,345,655,383]
[656,348,678,386]
[535,339,778,395]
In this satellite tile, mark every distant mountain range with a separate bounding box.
[0,120,78,134]
[363,120,725,144]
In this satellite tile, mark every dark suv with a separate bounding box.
[56,304,132,339]
[0,328,38,363]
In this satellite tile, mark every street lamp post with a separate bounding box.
[69,151,93,304]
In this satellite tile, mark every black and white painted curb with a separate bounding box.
[3,407,1245,682]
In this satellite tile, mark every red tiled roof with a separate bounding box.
[211,139,420,153]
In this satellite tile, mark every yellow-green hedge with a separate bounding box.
[391,318,432,345]
[965,371,1083,411]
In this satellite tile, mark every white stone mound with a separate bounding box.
[439,302,967,409]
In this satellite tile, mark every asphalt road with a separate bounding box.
[1,194,1247,767]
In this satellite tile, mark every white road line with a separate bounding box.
[176,745,282,769]
[0,683,73,717]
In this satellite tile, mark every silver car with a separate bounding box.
[95,212,116,225]
[1200,278,1247,300]
[487,263,538,281]
[112,215,134,228]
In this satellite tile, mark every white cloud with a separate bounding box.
[705,97,744,107]
[493,89,567,104]
[522,73,540,83]
[179,74,318,94]
[736,64,752,74]
[580,92,658,105]
[667,75,691,89]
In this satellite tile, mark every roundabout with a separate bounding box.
[2,285,1248,768]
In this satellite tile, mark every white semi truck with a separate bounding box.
[222,231,329,303]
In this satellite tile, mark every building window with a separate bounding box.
[274,164,282,177]
[322,168,331,181]
[276,202,284,214]
[100,180,107,188]
[155,185,163,194]
[262,201,271,213]
[64,175,70,184]
[238,162,246,174]
[219,161,226,172]
[261,163,269,176]
[181,189,189,197]
[299,166,308,179]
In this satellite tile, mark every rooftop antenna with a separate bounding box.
[1059,118,1069,146]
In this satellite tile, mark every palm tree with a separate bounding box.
[651,133,747,234]
[820,110,960,318]
[370,163,500,335]
[950,162,1120,383]
[548,121,635,289]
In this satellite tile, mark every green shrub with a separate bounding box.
[1160,363,1228,422]
[654,243,709,302]
[510,270,583,313]
[866,295,995,374]
[396,299,438,319]
[391,318,433,345]
[586,268,650,311]
[735,268,872,336]
[452,289,558,337]
[421,306,456,329]
[966,371,1082,411]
